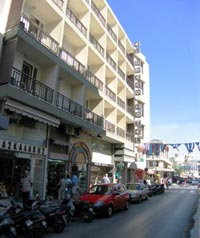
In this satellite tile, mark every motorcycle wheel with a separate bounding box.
[52,217,66,233]
[30,223,46,238]
[0,231,16,238]
[83,211,94,223]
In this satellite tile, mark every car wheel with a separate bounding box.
[107,205,113,217]
[124,200,129,210]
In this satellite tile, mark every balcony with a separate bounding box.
[107,24,117,43]
[66,8,87,37]
[11,67,54,104]
[84,109,104,127]
[89,33,104,57]
[85,70,103,91]
[126,132,134,143]
[126,105,134,116]
[118,67,125,81]
[117,127,125,138]
[118,41,125,54]
[91,1,106,26]
[56,92,82,117]
[105,86,116,102]
[51,0,64,10]
[60,48,85,75]
[20,15,59,55]
[104,120,115,134]
[117,97,125,109]
[106,53,116,71]
[10,68,105,128]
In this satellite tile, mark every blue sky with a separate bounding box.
[107,0,200,146]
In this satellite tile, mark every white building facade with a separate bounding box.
[0,0,150,199]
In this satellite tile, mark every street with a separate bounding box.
[47,185,199,238]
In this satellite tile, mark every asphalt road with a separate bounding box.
[47,184,199,238]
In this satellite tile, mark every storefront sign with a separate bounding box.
[0,139,47,155]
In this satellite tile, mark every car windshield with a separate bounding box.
[126,184,141,190]
[88,185,113,195]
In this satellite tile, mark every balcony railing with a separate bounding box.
[84,109,104,127]
[107,24,117,43]
[104,120,115,134]
[117,127,125,138]
[56,93,82,117]
[51,0,64,10]
[126,78,134,91]
[126,53,134,67]
[106,53,116,71]
[11,68,54,104]
[89,33,104,57]
[105,86,116,102]
[20,15,59,55]
[117,97,125,109]
[60,48,85,75]
[118,41,125,54]
[66,8,87,37]
[127,105,134,116]
[91,1,106,26]
[126,132,134,143]
[118,67,125,81]
[85,70,103,91]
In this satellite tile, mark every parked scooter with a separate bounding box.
[5,200,47,238]
[0,203,17,237]
[148,183,165,195]
[31,194,69,233]
[61,197,95,223]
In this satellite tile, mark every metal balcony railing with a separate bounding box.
[126,78,134,91]
[89,33,104,57]
[84,109,104,127]
[117,127,125,138]
[60,48,85,75]
[51,0,64,10]
[105,86,116,102]
[85,70,103,91]
[127,105,134,116]
[91,1,106,26]
[56,93,82,117]
[126,132,134,143]
[104,120,115,134]
[11,68,54,104]
[66,8,87,37]
[118,67,125,81]
[106,54,116,71]
[20,15,59,55]
[107,24,117,43]
[117,97,125,109]
[118,41,125,54]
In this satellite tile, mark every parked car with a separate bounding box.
[192,178,199,185]
[79,183,129,217]
[126,182,149,203]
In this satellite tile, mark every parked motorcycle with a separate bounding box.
[5,200,47,238]
[31,194,69,233]
[148,183,165,195]
[61,198,95,223]
[0,204,17,238]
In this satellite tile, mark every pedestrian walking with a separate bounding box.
[58,175,67,200]
[20,170,32,208]
[71,172,79,200]
[101,173,110,184]
[65,174,72,199]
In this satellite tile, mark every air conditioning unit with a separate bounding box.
[135,82,141,88]
[65,125,75,136]
[134,60,140,66]
[135,112,141,118]
[134,67,140,73]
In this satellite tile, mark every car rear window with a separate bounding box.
[88,185,113,195]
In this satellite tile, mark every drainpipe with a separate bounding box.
[42,124,50,200]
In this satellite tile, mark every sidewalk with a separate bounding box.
[192,197,200,238]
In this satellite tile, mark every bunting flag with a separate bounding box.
[169,144,181,151]
[195,142,200,151]
[184,143,195,153]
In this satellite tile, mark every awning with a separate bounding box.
[5,99,60,127]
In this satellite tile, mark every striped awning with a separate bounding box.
[5,99,60,127]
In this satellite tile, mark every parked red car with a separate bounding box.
[80,183,129,217]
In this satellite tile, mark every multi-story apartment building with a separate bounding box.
[0,0,150,199]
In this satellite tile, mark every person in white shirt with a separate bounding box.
[20,170,32,208]
[101,174,110,184]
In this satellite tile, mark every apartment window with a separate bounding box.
[21,61,38,90]
[29,16,44,36]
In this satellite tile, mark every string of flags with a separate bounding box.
[142,142,200,154]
